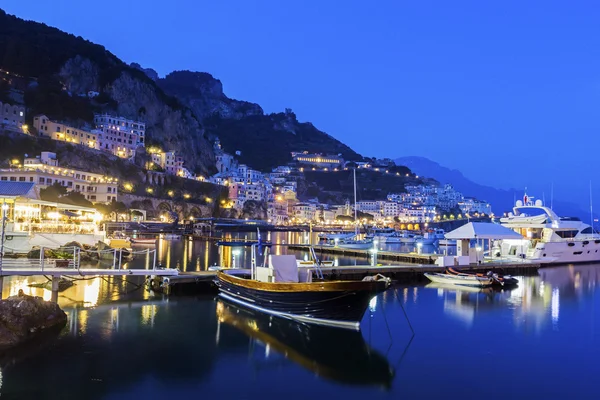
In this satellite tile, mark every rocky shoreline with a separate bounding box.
[0,291,67,348]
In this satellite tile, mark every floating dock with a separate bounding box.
[156,261,541,294]
[288,244,440,264]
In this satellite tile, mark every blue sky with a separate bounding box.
[3,0,600,208]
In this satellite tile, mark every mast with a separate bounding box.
[590,181,594,232]
[551,182,554,209]
[353,168,358,236]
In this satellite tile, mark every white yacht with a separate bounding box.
[417,228,446,245]
[498,197,600,264]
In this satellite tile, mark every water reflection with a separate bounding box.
[215,299,394,388]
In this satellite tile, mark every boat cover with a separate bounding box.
[270,255,299,283]
[445,222,523,240]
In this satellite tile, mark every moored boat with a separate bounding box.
[131,237,157,245]
[337,238,374,250]
[445,267,519,286]
[215,254,391,330]
[424,271,493,287]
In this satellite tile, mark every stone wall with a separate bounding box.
[120,193,212,220]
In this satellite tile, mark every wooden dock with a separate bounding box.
[288,244,440,264]
[156,261,541,294]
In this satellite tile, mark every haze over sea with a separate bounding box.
[3,0,599,209]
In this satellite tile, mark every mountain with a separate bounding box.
[396,156,589,218]
[0,10,210,174]
[0,9,362,175]
[157,71,362,172]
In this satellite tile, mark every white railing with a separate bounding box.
[0,246,159,272]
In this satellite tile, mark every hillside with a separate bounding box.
[396,156,588,218]
[0,9,215,174]
[157,71,362,172]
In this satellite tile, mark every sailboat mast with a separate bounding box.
[353,168,358,235]
[590,181,594,232]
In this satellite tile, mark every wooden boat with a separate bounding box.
[424,271,493,287]
[131,237,157,245]
[216,299,394,387]
[445,267,519,287]
[215,254,391,330]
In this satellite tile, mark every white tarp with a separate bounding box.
[270,255,299,283]
[444,222,523,240]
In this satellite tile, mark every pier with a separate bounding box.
[156,261,541,294]
[0,246,178,301]
[287,244,440,264]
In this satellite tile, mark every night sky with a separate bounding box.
[3,1,600,208]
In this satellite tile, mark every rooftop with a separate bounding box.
[0,181,36,197]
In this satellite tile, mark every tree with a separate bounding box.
[39,182,68,202]
[94,200,128,221]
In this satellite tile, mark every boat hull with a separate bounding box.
[215,272,389,330]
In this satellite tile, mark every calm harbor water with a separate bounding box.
[1,236,599,399]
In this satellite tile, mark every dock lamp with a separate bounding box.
[416,242,423,255]
[0,202,8,272]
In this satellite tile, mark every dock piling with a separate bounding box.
[51,276,60,303]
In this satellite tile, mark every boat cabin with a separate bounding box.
[255,255,315,283]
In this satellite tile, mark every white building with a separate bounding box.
[292,203,317,222]
[0,152,118,203]
[458,197,492,215]
[93,114,145,159]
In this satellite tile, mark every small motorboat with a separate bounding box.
[215,253,391,330]
[131,237,157,245]
[445,267,519,287]
[424,271,493,287]
[337,239,374,250]
[217,240,272,247]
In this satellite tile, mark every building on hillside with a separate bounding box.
[437,184,464,211]
[292,203,317,222]
[268,199,289,224]
[33,115,100,150]
[24,152,58,167]
[149,150,185,176]
[382,201,400,218]
[93,114,145,159]
[0,101,25,131]
[458,197,492,215]
[292,151,343,168]
[0,152,118,203]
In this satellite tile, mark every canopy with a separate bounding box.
[445,222,523,240]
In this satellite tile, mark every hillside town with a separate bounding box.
[1,103,493,225]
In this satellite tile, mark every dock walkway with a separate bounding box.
[158,261,540,294]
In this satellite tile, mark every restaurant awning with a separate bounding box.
[445,222,523,240]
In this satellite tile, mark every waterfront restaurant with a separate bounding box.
[0,182,105,252]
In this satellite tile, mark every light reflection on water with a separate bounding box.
[2,239,600,398]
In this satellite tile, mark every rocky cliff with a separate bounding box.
[0,9,362,175]
[158,71,361,171]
